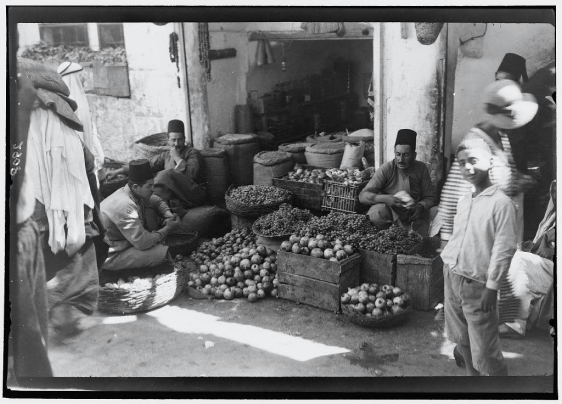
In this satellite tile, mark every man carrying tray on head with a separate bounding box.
[359,129,437,237]
[100,159,182,271]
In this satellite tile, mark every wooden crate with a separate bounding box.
[230,214,255,231]
[271,179,324,211]
[322,180,370,214]
[358,249,396,286]
[277,251,360,312]
[395,255,444,311]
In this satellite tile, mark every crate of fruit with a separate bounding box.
[340,283,413,328]
[272,165,326,211]
[276,236,360,312]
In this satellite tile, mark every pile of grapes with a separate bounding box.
[296,212,421,254]
[228,185,292,205]
[252,204,313,237]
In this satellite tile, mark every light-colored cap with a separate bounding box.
[482,79,538,130]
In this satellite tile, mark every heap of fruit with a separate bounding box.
[228,185,291,205]
[252,203,313,237]
[283,166,326,184]
[324,167,374,185]
[341,283,411,317]
[188,228,279,302]
[296,212,421,255]
[280,234,355,261]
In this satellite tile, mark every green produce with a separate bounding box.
[229,185,291,205]
[252,204,312,236]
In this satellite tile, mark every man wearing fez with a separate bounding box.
[359,129,437,236]
[495,53,528,84]
[100,159,181,271]
[107,119,205,206]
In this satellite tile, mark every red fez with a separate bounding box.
[167,119,185,134]
[395,129,417,150]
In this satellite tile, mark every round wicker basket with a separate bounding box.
[341,304,412,328]
[98,262,187,315]
[132,132,170,160]
[164,231,199,257]
[224,185,292,218]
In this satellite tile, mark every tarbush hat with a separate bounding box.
[497,53,528,83]
[57,62,83,77]
[483,79,538,130]
[129,159,153,184]
[395,129,417,150]
[167,119,185,134]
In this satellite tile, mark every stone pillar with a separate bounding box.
[182,23,212,150]
[375,22,447,186]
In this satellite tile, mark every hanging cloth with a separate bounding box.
[27,107,94,256]
[61,71,93,151]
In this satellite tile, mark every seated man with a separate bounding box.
[108,119,206,207]
[100,159,181,271]
[358,129,437,237]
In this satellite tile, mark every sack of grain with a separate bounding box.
[304,142,345,168]
[253,151,294,186]
[278,142,308,165]
[306,131,345,143]
[200,148,230,206]
[340,141,366,169]
[213,134,260,186]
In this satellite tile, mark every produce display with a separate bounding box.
[280,234,355,261]
[188,228,279,302]
[228,185,292,205]
[252,203,313,237]
[281,164,374,185]
[296,212,422,254]
[341,283,411,317]
[324,167,374,185]
[283,166,326,184]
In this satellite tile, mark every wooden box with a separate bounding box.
[277,251,360,312]
[271,177,324,211]
[395,255,444,311]
[358,249,396,286]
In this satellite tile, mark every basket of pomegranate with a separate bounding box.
[340,283,412,328]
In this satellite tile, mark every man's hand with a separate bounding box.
[170,147,182,164]
[481,287,498,312]
[163,214,178,226]
[409,204,425,222]
[383,194,403,208]
[164,214,181,233]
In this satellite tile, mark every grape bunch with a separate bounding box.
[253,204,313,236]
[229,185,292,205]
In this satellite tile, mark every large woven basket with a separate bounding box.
[132,132,169,160]
[98,262,187,315]
[225,185,292,218]
[164,231,199,258]
[341,304,412,328]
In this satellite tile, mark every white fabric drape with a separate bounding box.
[27,107,94,256]
[61,72,93,152]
